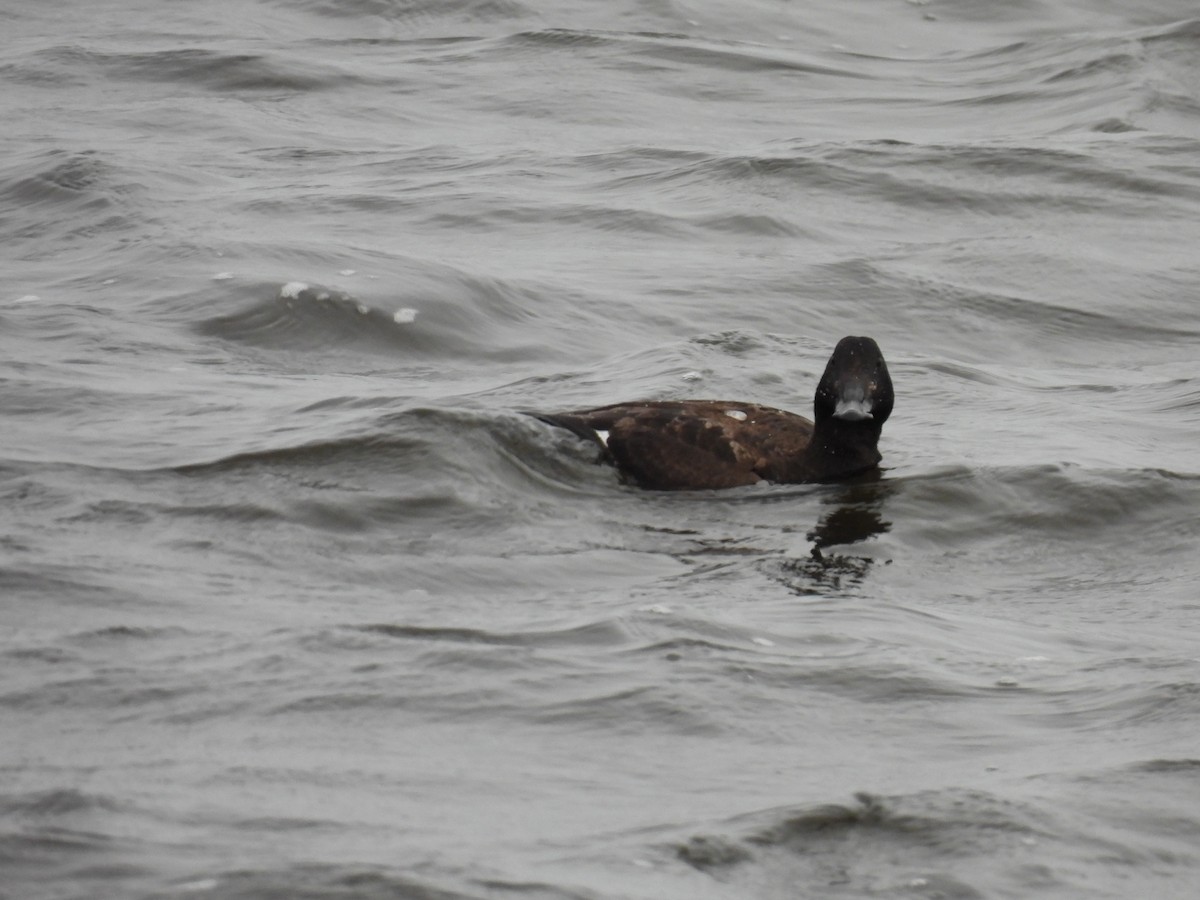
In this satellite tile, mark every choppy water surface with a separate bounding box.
[4,1,1200,897]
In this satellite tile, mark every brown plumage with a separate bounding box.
[535,336,893,491]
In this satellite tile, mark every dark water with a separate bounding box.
[5,1,1200,897]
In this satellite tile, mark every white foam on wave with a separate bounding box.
[279,282,308,299]
[393,307,418,324]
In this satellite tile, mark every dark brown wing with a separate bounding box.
[539,401,816,490]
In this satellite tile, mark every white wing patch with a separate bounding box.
[594,429,611,447]
[723,409,748,421]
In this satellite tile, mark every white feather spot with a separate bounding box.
[594,429,610,447]
[393,307,418,324]
[724,409,747,421]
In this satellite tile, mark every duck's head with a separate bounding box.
[814,336,893,428]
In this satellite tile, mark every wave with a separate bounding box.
[33,45,361,93]
[192,276,614,365]
[667,754,1200,896]
[357,619,631,649]
[893,463,1200,541]
[0,150,142,254]
[501,28,874,77]
[147,864,539,900]
[0,788,122,818]
[666,789,1048,893]
[277,0,535,25]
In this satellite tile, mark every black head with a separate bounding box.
[813,336,893,428]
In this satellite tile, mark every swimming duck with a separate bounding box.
[536,335,893,491]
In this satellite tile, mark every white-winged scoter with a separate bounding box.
[535,335,893,491]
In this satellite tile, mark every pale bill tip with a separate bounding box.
[833,399,873,421]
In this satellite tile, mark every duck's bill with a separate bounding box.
[833,399,874,421]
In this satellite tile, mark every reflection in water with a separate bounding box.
[807,475,893,551]
[775,477,894,594]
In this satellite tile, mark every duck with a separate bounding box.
[535,335,893,491]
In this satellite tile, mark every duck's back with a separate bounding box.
[538,400,816,490]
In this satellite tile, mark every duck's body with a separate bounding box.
[536,336,893,491]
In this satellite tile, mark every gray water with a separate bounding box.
[4,1,1200,898]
